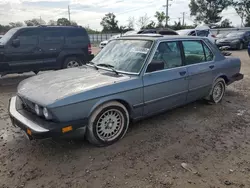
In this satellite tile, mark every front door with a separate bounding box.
[143,41,189,115]
[4,29,43,72]
[182,40,214,102]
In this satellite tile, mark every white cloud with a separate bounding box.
[0,0,242,30]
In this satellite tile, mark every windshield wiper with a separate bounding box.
[96,63,119,75]
[87,61,98,70]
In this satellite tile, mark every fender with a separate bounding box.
[88,95,134,119]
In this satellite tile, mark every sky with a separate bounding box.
[0,0,243,30]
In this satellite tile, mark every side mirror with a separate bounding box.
[146,60,164,73]
[12,39,20,47]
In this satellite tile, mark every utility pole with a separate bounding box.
[163,0,171,26]
[68,5,71,22]
[181,12,186,26]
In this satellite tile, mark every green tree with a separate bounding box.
[25,18,45,26]
[100,13,119,32]
[154,11,166,27]
[57,18,71,26]
[232,0,250,26]
[220,19,233,28]
[189,0,231,24]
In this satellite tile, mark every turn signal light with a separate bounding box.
[62,126,73,133]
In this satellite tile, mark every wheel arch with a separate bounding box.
[214,73,229,85]
[88,97,133,120]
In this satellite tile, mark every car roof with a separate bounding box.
[119,34,206,41]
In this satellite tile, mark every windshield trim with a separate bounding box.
[92,38,155,75]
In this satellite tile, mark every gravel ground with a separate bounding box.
[0,50,250,188]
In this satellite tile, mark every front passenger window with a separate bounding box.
[150,41,182,71]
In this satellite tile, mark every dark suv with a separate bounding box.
[0,26,94,75]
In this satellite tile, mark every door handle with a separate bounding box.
[209,65,215,69]
[179,71,186,76]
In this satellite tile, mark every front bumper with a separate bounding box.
[9,96,88,140]
[228,73,244,85]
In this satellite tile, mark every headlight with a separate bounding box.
[231,40,240,43]
[43,107,52,120]
[34,104,42,116]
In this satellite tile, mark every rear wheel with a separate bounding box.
[63,56,82,69]
[207,78,226,104]
[86,101,129,147]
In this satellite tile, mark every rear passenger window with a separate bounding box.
[196,30,209,37]
[203,43,214,61]
[43,30,64,42]
[65,29,88,44]
[182,41,206,65]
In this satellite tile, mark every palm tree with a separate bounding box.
[154,11,166,27]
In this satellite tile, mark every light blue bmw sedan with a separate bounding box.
[9,34,243,146]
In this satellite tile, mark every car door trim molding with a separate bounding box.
[144,90,188,105]
[188,83,211,92]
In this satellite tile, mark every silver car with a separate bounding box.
[9,34,243,146]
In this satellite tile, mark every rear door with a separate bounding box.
[182,40,215,103]
[39,28,65,69]
[4,28,43,72]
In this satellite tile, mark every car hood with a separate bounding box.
[17,67,131,106]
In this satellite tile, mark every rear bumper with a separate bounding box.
[9,96,88,140]
[228,73,244,85]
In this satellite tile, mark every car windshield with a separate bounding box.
[226,32,244,38]
[0,28,19,44]
[92,39,153,74]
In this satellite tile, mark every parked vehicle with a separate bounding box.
[216,31,250,50]
[177,27,216,44]
[99,34,121,48]
[0,26,94,76]
[9,35,243,146]
[99,29,176,49]
[137,28,178,35]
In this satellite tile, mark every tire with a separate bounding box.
[86,101,129,147]
[207,78,226,104]
[63,56,82,69]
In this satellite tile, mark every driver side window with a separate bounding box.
[151,41,182,70]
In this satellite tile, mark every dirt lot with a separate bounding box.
[0,50,250,188]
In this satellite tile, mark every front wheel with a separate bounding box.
[207,78,226,104]
[86,101,129,147]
